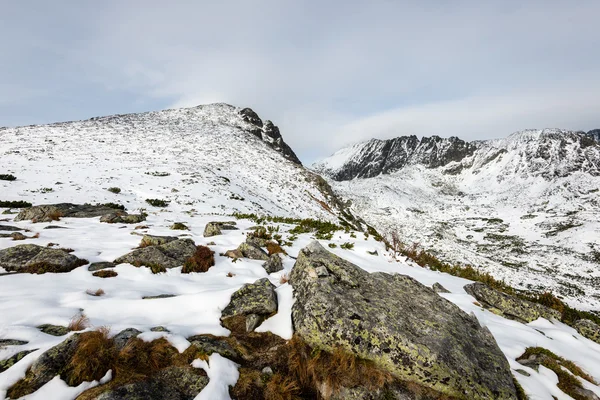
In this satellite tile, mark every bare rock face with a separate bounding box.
[290,241,518,400]
[0,244,88,273]
[464,282,561,323]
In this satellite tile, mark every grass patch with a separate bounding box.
[99,202,125,211]
[145,198,169,207]
[182,246,215,273]
[340,242,354,250]
[0,200,32,208]
[68,314,90,331]
[107,187,121,194]
[0,174,17,181]
[145,171,170,177]
[93,270,118,278]
[267,242,286,255]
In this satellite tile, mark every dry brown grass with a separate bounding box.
[32,232,40,238]
[265,374,301,400]
[182,245,215,273]
[227,272,235,277]
[63,327,115,386]
[86,289,105,297]
[93,270,118,278]
[47,210,64,221]
[279,273,289,285]
[267,242,286,256]
[68,314,90,331]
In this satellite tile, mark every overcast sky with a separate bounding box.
[1,1,599,163]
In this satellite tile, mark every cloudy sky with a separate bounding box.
[1,1,599,163]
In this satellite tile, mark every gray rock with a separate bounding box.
[112,328,142,351]
[114,239,196,269]
[432,282,450,293]
[574,319,600,344]
[150,326,170,332]
[464,282,561,323]
[43,225,68,229]
[142,294,177,300]
[139,234,178,247]
[0,225,22,232]
[15,203,122,223]
[170,222,189,231]
[0,339,29,347]
[221,278,278,332]
[245,314,263,332]
[93,366,208,400]
[37,324,69,336]
[291,241,518,400]
[0,349,37,373]
[100,212,146,224]
[203,221,238,237]
[187,335,240,361]
[10,232,27,240]
[224,249,243,259]
[237,242,269,261]
[246,235,269,248]
[262,254,283,274]
[88,262,116,271]
[0,244,88,273]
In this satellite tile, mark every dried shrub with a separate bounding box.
[267,242,286,256]
[279,273,289,285]
[68,313,90,331]
[0,200,32,208]
[265,373,301,400]
[182,245,215,273]
[63,327,116,386]
[145,198,169,207]
[93,270,118,278]
[107,187,121,194]
[86,289,105,297]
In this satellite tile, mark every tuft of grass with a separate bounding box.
[265,373,301,400]
[182,245,215,273]
[86,289,105,297]
[93,270,118,278]
[328,243,337,248]
[267,242,286,256]
[0,174,17,181]
[518,347,595,384]
[68,314,90,332]
[63,327,116,386]
[0,200,32,208]
[145,198,170,207]
[340,242,354,250]
[279,273,290,285]
[107,187,121,194]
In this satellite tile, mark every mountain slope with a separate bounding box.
[314,129,600,311]
[0,103,349,224]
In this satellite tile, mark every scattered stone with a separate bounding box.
[221,278,278,332]
[15,203,122,223]
[261,366,273,376]
[88,262,116,272]
[0,225,22,232]
[10,232,27,240]
[100,212,146,224]
[0,244,88,273]
[170,222,189,230]
[246,235,269,248]
[203,221,238,237]
[432,282,451,293]
[187,335,240,361]
[464,282,561,323]
[0,349,37,373]
[262,253,283,274]
[237,242,269,261]
[139,234,178,247]
[114,238,196,270]
[574,319,600,344]
[291,241,518,400]
[142,294,177,300]
[150,326,170,333]
[112,328,142,351]
[515,369,531,377]
[37,324,69,336]
[224,249,243,259]
[206,241,216,246]
[43,225,68,229]
[0,339,29,347]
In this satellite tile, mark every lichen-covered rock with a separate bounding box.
[291,241,518,400]
[574,319,600,344]
[112,328,142,351]
[88,262,116,272]
[187,335,240,361]
[0,339,29,347]
[15,203,122,223]
[221,278,278,332]
[7,334,80,398]
[139,234,178,247]
[262,253,283,274]
[203,221,238,237]
[114,239,196,269]
[93,366,209,400]
[10,232,27,240]
[0,244,88,273]
[432,282,450,293]
[464,282,561,323]
[37,324,70,336]
[0,349,36,373]
[224,249,243,259]
[237,242,269,261]
[246,235,269,248]
[170,222,189,230]
[100,212,146,224]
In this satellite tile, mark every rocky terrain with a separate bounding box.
[1,106,599,399]
[314,129,600,311]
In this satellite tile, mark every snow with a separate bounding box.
[1,109,599,399]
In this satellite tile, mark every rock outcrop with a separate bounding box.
[574,319,600,344]
[221,278,278,332]
[464,282,561,323]
[0,244,88,273]
[262,254,284,273]
[15,203,124,223]
[114,239,196,270]
[290,241,518,399]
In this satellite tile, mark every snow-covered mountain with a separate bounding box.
[314,129,600,311]
[0,103,354,225]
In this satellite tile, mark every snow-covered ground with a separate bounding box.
[314,129,600,311]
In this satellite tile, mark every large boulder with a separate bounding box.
[574,319,600,344]
[0,244,88,273]
[114,239,196,270]
[464,282,561,323]
[203,221,238,237]
[290,241,518,400]
[221,278,278,332]
[15,203,123,222]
